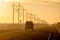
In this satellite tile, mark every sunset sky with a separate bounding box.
[0,0,60,24]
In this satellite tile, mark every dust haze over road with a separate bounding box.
[0,24,51,40]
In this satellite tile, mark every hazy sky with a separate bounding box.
[21,0,60,24]
[0,0,60,24]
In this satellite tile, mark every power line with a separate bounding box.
[22,1,60,6]
[40,0,60,5]
[11,2,47,24]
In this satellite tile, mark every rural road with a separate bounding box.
[0,24,51,40]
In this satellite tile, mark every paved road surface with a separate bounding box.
[0,24,51,40]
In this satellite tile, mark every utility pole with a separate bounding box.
[26,12,28,21]
[17,3,20,24]
[22,8,24,24]
[30,13,32,21]
[34,14,36,23]
[30,13,31,21]
[12,2,14,24]
[37,18,39,23]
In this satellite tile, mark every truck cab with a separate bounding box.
[25,21,34,30]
